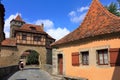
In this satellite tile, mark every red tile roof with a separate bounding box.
[14,15,24,22]
[15,24,47,34]
[1,38,16,46]
[52,0,120,46]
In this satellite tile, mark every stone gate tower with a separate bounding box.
[10,15,25,38]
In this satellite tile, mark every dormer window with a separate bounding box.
[30,26,36,31]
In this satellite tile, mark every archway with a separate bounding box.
[20,50,40,66]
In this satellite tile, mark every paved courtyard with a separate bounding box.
[8,68,53,80]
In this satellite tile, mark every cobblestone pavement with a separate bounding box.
[8,68,53,80]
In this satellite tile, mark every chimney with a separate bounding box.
[41,23,44,30]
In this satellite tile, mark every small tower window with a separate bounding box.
[33,36,41,41]
[30,26,36,31]
[22,34,27,40]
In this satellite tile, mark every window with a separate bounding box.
[30,26,36,31]
[33,36,41,41]
[22,35,27,40]
[81,51,89,65]
[97,49,108,65]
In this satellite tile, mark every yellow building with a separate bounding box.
[52,0,120,80]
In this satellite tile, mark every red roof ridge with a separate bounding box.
[93,0,120,19]
[14,14,24,22]
[52,0,120,46]
[22,23,42,27]
[26,24,42,27]
[15,23,47,34]
[79,0,120,31]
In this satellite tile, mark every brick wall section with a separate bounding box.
[0,46,19,67]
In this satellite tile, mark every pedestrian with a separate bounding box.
[19,60,24,71]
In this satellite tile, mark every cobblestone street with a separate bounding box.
[8,68,53,80]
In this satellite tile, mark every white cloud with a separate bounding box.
[77,6,89,12]
[68,11,76,17]
[70,13,86,23]
[68,6,89,23]
[4,13,20,38]
[34,19,70,40]
[4,13,70,40]
[35,19,54,29]
[5,31,10,38]
[46,27,70,41]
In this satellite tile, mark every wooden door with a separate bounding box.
[58,54,63,75]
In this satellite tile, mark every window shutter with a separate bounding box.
[109,48,120,66]
[72,52,80,66]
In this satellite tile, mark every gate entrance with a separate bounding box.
[20,50,39,66]
[58,54,63,75]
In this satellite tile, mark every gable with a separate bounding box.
[52,0,120,46]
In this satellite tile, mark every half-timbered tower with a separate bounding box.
[0,15,55,69]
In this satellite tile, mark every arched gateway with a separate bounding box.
[18,45,47,69]
[21,50,39,66]
[0,15,55,69]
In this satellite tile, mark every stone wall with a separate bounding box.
[46,48,52,64]
[0,46,19,67]
[0,46,18,57]
[0,44,47,69]
[44,64,53,74]
[0,65,19,79]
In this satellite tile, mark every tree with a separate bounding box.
[26,50,39,65]
[105,2,120,16]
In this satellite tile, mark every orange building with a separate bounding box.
[52,0,120,80]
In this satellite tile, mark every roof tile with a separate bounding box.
[52,0,120,46]
[15,24,46,34]
[1,38,16,46]
[14,15,24,22]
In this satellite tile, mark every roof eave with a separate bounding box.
[52,31,120,47]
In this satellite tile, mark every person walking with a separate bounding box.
[19,61,24,71]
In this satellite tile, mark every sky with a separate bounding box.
[2,0,117,40]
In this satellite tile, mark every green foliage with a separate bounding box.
[105,2,120,16]
[26,50,39,65]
